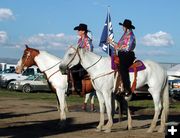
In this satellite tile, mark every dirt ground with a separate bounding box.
[0,97,179,138]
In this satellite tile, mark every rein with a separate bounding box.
[42,61,61,73]
[66,47,81,67]
[85,56,102,70]
[67,47,102,71]
[42,61,62,80]
[21,50,62,80]
[66,47,116,83]
[92,70,116,81]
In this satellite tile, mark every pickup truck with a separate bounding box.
[0,66,41,88]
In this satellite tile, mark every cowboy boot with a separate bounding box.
[82,103,87,111]
[90,104,95,112]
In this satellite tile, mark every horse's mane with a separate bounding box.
[80,47,110,60]
[40,50,62,61]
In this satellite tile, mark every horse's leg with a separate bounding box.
[56,88,67,122]
[158,81,169,133]
[147,90,162,133]
[122,97,132,130]
[90,93,95,111]
[127,106,132,130]
[55,93,60,111]
[64,99,69,112]
[96,91,105,132]
[102,92,113,133]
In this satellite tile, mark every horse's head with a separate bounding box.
[59,46,81,74]
[16,45,39,74]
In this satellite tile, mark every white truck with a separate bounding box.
[0,63,16,73]
[0,66,41,88]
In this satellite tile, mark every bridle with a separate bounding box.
[66,47,116,82]
[66,47,102,70]
[20,51,34,70]
[21,49,62,80]
[66,47,82,68]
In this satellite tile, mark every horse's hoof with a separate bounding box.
[102,126,108,131]
[128,126,132,130]
[104,129,111,133]
[95,128,102,132]
[158,127,164,133]
[147,129,153,133]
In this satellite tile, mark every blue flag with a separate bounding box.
[99,10,118,70]
[99,11,114,56]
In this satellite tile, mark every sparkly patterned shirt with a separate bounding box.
[78,35,93,52]
[117,30,136,52]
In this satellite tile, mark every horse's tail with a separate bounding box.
[161,76,169,125]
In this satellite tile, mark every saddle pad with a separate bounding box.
[129,60,146,72]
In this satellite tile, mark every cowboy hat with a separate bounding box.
[74,23,88,32]
[119,19,135,29]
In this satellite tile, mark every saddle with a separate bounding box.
[81,75,94,96]
[129,60,146,92]
[114,59,146,94]
[129,60,146,72]
[67,64,94,96]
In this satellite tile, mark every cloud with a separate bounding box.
[140,31,174,47]
[25,33,77,50]
[0,8,14,21]
[0,31,8,43]
[136,50,169,57]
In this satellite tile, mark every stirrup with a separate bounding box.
[121,89,132,97]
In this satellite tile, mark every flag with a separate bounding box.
[99,10,114,56]
[99,9,117,70]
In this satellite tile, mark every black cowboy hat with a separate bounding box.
[74,23,88,32]
[119,19,135,29]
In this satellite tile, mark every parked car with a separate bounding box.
[169,79,180,100]
[8,74,51,93]
[0,66,41,88]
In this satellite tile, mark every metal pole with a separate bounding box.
[107,6,110,55]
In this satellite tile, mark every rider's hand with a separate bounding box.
[107,37,113,44]
[114,45,119,50]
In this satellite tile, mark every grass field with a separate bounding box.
[0,88,180,111]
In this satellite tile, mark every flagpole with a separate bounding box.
[107,6,110,55]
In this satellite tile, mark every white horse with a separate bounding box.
[16,45,68,123]
[59,46,169,133]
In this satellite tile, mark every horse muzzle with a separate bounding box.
[15,66,22,74]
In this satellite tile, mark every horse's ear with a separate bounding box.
[25,44,29,49]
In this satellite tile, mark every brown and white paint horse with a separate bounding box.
[16,45,68,123]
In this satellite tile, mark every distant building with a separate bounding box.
[159,62,179,70]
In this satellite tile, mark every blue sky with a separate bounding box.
[0,0,180,63]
